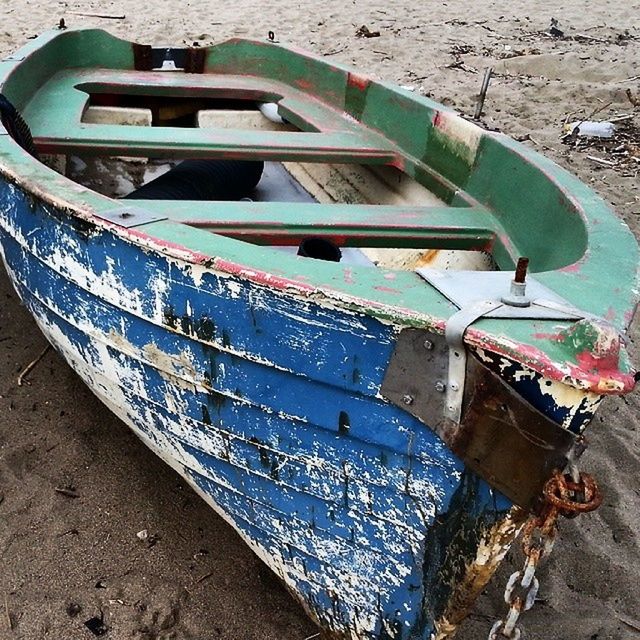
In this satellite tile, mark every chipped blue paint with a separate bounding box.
[474,348,602,434]
[0,176,514,639]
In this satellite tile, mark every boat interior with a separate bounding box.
[44,92,492,272]
[17,61,497,274]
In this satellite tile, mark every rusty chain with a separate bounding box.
[488,468,602,640]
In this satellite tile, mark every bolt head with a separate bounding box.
[434,381,446,393]
[423,339,434,350]
[402,394,414,405]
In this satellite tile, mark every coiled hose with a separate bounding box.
[0,94,38,157]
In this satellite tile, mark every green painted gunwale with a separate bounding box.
[0,28,637,394]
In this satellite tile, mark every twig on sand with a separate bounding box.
[609,114,635,122]
[67,11,126,19]
[17,344,51,386]
[322,46,347,57]
[573,33,608,43]
[585,101,613,121]
[446,60,478,74]
[587,155,617,167]
[474,67,493,119]
[54,486,79,498]
[627,89,640,107]
[617,614,640,632]
[195,572,213,584]
[4,595,12,631]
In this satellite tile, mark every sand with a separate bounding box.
[0,1,639,638]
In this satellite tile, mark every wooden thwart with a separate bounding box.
[33,125,397,164]
[124,200,499,248]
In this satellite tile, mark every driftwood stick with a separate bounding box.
[587,155,616,167]
[617,615,640,633]
[67,11,126,19]
[585,101,613,121]
[54,487,79,499]
[195,572,213,584]
[609,114,634,122]
[4,595,12,631]
[474,67,493,119]
[17,344,51,387]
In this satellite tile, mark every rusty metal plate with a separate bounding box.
[381,328,580,510]
[447,355,580,510]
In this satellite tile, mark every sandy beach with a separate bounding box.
[0,1,639,638]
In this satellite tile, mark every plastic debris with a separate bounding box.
[566,121,616,138]
[136,529,149,541]
[258,102,285,124]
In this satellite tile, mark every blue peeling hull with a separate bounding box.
[0,176,516,639]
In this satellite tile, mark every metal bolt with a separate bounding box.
[423,339,434,351]
[434,381,446,393]
[514,256,530,284]
[402,394,414,405]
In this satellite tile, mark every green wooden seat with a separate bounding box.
[124,200,501,250]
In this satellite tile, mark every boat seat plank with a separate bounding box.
[32,124,398,163]
[121,200,499,249]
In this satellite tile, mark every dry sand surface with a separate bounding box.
[1,1,639,638]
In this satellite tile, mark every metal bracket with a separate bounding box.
[380,328,584,510]
[444,299,502,422]
[380,268,609,509]
[417,269,588,320]
[416,269,598,423]
[94,206,167,228]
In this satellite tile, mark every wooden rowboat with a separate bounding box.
[0,27,637,639]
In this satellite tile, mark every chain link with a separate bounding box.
[488,470,602,639]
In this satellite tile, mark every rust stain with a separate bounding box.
[433,508,528,639]
[413,249,441,268]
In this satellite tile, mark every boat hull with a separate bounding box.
[0,175,520,639]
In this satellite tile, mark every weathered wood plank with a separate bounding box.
[124,200,499,249]
[33,124,397,163]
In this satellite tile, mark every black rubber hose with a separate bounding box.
[124,159,264,201]
[0,94,38,158]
